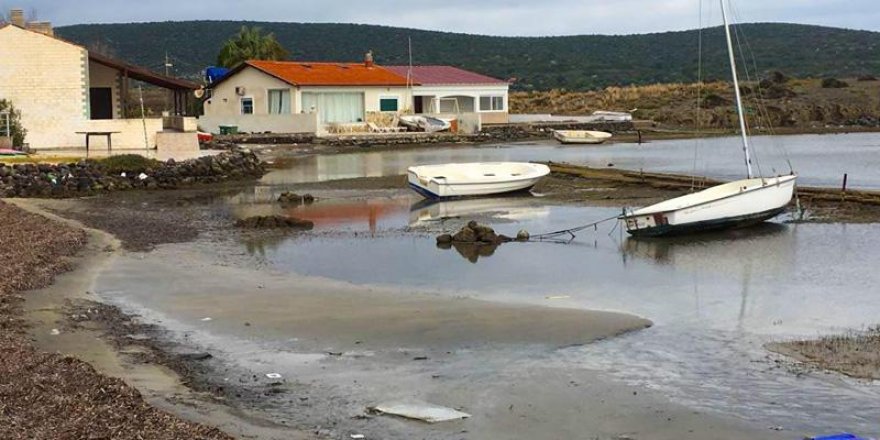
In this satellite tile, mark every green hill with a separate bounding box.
[55,21,880,91]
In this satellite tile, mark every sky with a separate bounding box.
[6,0,880,36]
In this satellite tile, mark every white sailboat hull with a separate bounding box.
[407,162,550,199]
[620,175,797,237]
[553,130,612,144]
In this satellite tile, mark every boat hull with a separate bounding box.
[621,175,797,237]
[407,162,550,199]
[553,130,612,145]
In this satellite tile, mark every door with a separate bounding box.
[89,87,113,120]
[413,96,424,113]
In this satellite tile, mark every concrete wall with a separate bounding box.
[163,116,198,132]
[203,66,296,117]
[198,113,319,134]
[0,25,88,148]
[81,118,164,150]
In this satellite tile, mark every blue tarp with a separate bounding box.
[205,66,230,83]
[810,434,869,440]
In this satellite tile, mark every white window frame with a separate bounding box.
[240,96,254,115]
[479,95,505,112]
[267,88,291,114]
[378,95,400,112]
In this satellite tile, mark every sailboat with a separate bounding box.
[619,0,797,237]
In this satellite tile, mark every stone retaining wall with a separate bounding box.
[0,150,265,198]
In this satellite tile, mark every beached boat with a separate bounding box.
[399,115,451,133]
[619,0,797,237]
[407,162,550,199]
[553,130,612,144]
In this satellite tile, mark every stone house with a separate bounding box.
[0,10,200,154]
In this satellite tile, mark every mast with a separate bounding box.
[719,0,753,178]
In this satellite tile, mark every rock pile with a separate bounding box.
[234,215,314,229]
[277,191,315,205]
[0,149,264,198]
[436,221,517,245]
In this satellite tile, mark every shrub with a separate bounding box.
[821,77,849,88]
[0,99,27,147]
[96,154,161,174]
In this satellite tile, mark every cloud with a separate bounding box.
[12,0,880,35]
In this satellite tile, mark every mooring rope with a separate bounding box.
[529,214,621,242]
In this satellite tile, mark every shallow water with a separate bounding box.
[95,133,880,436]
[263,132,880,189]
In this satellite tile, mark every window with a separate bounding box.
[479,95,504,111]
[268,89,291,114]
[379,97,399,112]
[240,97,254,115]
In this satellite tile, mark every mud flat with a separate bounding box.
[768,328,880,380]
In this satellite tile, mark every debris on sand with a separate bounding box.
[368,401,471,423]
[277,191,315,205]
[235,215,314,229]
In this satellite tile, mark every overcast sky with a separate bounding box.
[7,0,880,36]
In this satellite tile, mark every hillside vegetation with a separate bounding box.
[511,76,880,129]
[56,21,880,91]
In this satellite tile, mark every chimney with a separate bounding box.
[9,9,25,27]
[364,50,374,68]
[26,21,54,36]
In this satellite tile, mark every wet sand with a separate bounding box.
[13,196,795,439]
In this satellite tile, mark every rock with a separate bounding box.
[436,233,453,244]
[235,215,314,230]
[278,191,315,205]
[516,229,530,241]
[452,227,477,243]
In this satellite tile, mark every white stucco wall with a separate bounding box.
[203,66,296,117]
[0,25,88,148]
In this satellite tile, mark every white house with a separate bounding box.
[200,56,510,134]
[0,10,200,154]
[200,58,411,134]
[385,65,510,124]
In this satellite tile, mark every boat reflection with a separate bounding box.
[409,195,550,227]
[622,222,794,271]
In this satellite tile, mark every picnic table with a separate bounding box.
[75,131,121,156]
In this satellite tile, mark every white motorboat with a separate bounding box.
[553,130,613,144]
[407,162,550,199]
[399,115,451,133]
[620,0,797,237]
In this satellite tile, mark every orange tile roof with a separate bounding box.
[246,60,410,87]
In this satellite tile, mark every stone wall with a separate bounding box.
[0,150,264,198]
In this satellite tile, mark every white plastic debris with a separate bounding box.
[545,295,571,300]
[49,328,61,336]
[350,435,365,439]
[370,402,471,423]
[120,172,126,177]
[266,373,282,379]
[200,317,212,321]
[138,172,148,180]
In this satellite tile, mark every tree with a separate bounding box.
[0,100,27,148]
[217,26,289,68]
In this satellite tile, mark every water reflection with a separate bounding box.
[437,241,501,263]
[409,195,550,227]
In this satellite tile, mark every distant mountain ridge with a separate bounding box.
[55,21,880,91]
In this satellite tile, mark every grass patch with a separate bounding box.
[95,154,161,174]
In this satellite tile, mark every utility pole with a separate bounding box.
[164,52,173,114]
